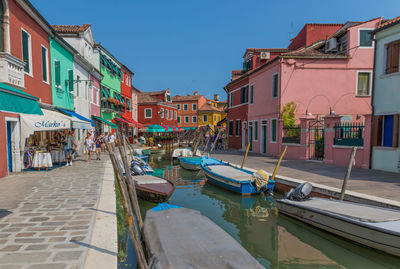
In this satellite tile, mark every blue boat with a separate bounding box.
[178,157,202,171]
[200,160,275,195]
[136,155,149,163]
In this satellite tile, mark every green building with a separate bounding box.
[49,36,75,111]
[95,44,123,123]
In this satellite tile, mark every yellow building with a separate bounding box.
[198,95,227,130]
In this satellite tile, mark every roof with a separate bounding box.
[138,93,159,104]
[373,16,400,33]
[171,95,203,101]
[281,40,348,58]
[120,63,134,76]
[52,24,91,34]
[198,103,224,112]
[243,48,290,58]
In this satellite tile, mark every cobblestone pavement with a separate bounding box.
[0,157,108,269]
[211,150,400,202]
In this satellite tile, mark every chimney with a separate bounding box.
[214,94,219,101]
[193,91,198,96]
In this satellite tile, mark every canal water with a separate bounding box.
[119,154,400,269]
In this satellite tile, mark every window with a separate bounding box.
[192,116,197,123]
[357,71,371,96]
[385,40,400,74]
[170,110,173,120]
[214,115,216,122]
[192,103,197,111]
[228,121,234,136]
[254,121,258,141]
[166,94,171,102]
[41,46,49,83]
[359,29,373,47]
[145,108,152,118]
[229,92,233,107]
[250,85,254,104]
[235,120,241,136]
[177,116,181,123]
[160,108,164,118]
[21,29,32,74]
[68,70,73,92]
[54,60,61,87]
[184,116,190,123]
[76,75,80,96]
[272,73,278,97]
[183,104,188,111]
[372,115,399,148]
[271,119,277,142]
[203,114,208,122]
[177,104,181,110]
[174,111,177,120]
[165,109,169,119]
[240,86,248,104]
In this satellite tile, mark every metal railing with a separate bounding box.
[282,126,301,144]
[334,122,364,147]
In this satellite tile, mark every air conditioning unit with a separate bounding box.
[325,38,338,52]
[260,51,270,60]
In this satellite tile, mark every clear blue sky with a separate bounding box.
[33,0,399,100]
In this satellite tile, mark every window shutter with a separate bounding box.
[371,116,383,147]
[55,61,60,86]
[68,70,73,92]
[41,47,47,82]
[22,31,29,73]
[393,115,399,148]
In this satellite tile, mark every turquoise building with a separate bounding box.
[49,36,75,111]
[371,18,400,173]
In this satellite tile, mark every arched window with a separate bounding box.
[0,0,4,52]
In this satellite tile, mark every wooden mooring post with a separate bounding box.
[106,139,148,269]
[340,146,357,201]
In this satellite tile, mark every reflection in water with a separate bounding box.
[119,154,400,269]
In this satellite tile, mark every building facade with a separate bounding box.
[172,91,206,129]
[371,17,400,172]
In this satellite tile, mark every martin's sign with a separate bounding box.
[34,120,67,128]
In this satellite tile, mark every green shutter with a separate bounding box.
[22,30,30,73]
[41,47,47,82]
[55,61,60,86]
[68,70,73,92]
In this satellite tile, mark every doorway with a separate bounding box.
[248,122,253,151]
[6,121,12,172]
[242,121,247,151]
[261,120,267,154]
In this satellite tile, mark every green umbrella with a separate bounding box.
[147,124,166,132]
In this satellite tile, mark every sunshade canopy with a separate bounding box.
[0,83,43,115]
[92,116,118,129]
[147,124,166,133]
[57,108,93,129]
[122,116,143,128]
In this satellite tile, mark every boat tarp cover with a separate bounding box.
[208,165,252,182]
[143,207,264,269]
[202,156,224,165]
[179,157,202,164]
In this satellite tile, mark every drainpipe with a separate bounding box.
[369,36,378,169]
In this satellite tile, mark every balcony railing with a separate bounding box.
[0,52,25,88]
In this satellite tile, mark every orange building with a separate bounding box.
[172,91,207,129]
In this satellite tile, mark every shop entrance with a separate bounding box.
[6,121,12,172]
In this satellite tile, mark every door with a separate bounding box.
[6,122,12,172]
[308,120,324,160]
[261,122,267,154]
[242,122,247,150]
[249,125,253,151]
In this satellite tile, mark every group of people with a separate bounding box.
[83,132,116,162]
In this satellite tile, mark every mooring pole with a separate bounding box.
[241,142,251,169]
[340,146,357,201]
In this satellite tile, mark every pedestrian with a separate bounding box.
[109,132,116,147]
[84,132,93,162]
[95,133,103,160]
[64,130,75,166]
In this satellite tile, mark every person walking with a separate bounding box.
[109,132,116,147]
[84,133,93,162]
[95,133,103,160]
[64,130,75,166]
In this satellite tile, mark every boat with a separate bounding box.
[201,159,275,195]
[277,182,400,257]
[150,147,165,154]
[143,203,264,269]
[131,175,175,203]
[172,148,201,159]
[178,156,202,171]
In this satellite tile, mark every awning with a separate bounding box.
[160,124,172,132]
[57,108,94,129]
[147,124,166,133]
[114,117,135,127]
[122,116,143,128]
[0,83,43,115]
[168,125,182,132]
[92,116,118,129]
[20,108,72,148]
[182,127,196,130]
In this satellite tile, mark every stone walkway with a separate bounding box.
[0,157,111,269]
[211,150,400,202]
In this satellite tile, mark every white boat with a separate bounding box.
[277,197,400,257]
[172,148,201,159]
[178,157,203,171]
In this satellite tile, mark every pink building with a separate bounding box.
[230,18,381,168]
[90,74,101,118]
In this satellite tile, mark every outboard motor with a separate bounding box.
[130,160,145,175]
[285,182,312,201]
[251,170,274,196]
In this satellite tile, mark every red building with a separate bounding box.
[138,89,178,127]
[172,91,207,128]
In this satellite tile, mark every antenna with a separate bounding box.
[288,21,294,40]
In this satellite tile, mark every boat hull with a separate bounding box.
[135,181,175,203]
[179,157,201,171]
[277,200,400,257]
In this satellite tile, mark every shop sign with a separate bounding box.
[34,120,68,129]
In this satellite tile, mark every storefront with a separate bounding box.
[20,109,90,170]
[92,116,118,134]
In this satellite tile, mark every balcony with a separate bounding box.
[0,52,25,88]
